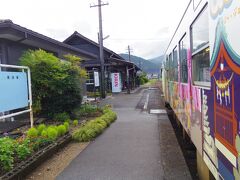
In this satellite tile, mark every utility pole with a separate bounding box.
[126,45,133,62]
[126,45,133,94]
[90,0,109,98]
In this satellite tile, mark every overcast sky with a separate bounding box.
[1,0,190,59]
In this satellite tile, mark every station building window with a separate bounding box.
[179,34,188,83]
[173,47,178,82]
[86,71,94,85]
[191,5,210,87]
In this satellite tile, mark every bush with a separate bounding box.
[37,137,52,147]
[87,121,104,135]
[47,128,58,141]
[15,138,32,160]
[54,112,70,122]
[101,108,117,125]
[72,128,89,142]
[0,137,15,171]
[101,114,111,126]
[139,73,149,85]
[41,130,48,137]
[94,118,107,129]
[27,127,38,138]
[57,125,67,136]
[64,122,70,131]
[72,108,117,142]
[140,78,145,85]
[75,104,99,117]
[37,124,46,135]
[20,50,86,116]
[73,120,78,126]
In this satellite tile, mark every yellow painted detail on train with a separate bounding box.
[213,73,233,90]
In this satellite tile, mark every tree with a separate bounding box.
[20,49,86,117]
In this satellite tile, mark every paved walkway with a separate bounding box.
[57,87,192,180]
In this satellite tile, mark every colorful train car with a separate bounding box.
[162,0,240,179]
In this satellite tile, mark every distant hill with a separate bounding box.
[148,55,164,68]
[119,54,163,74]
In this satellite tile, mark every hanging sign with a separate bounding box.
[111,73,121,92]
[94,71,99,87]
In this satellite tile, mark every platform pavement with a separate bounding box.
[57,87,192,180]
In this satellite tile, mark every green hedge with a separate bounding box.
[72,108,117,142]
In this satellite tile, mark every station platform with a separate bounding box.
[57,86,192,180]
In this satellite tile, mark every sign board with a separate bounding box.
[111,73,121,93]
[0,64,33,127]
[0,71,29,112]
[94,71,100,87]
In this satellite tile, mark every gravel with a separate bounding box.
[25,141,89,180]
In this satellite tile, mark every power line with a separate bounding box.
[109,38,167,41]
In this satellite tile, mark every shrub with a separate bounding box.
[27,127,38,138]
[37,137,52,146]
[94,118,107,129]
[54,112,70,122]
[64,119,71,124]
[15,138,32,160]
[41,130,48,137]
[20,50,86,116]
[37,124,46,135]
[73,120,78,126]
[57,125,67,136]
[139,73,149,85]
[73,104,103,119]
[101,114,112,126]
[0,137,15,171]
[72,108,117,142]
[72,128,89,142]
[47,128,58,141]
[87,121,104,135]
[101,108,117,125]
[64,122,70,131]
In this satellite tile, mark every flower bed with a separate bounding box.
[0,105,117,179]
[0,122,70,179]
[0,134,71,180]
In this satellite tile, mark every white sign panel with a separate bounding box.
[94,71,99,87]
[111,73,121,93]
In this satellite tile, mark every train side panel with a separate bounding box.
[162,0,240,179]
[204,0,240,179]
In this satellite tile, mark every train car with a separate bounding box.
[162,0,240,179]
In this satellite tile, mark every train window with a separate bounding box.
[191,6,209,54]
[169,53,173,81]
[191,6,210,87]
[165,56,169,80]
[192,47,210,86]
[179,34,188,83]
[173,47,178,82]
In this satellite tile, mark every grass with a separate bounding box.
[72,107,117,142]
[144,79,159,86]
